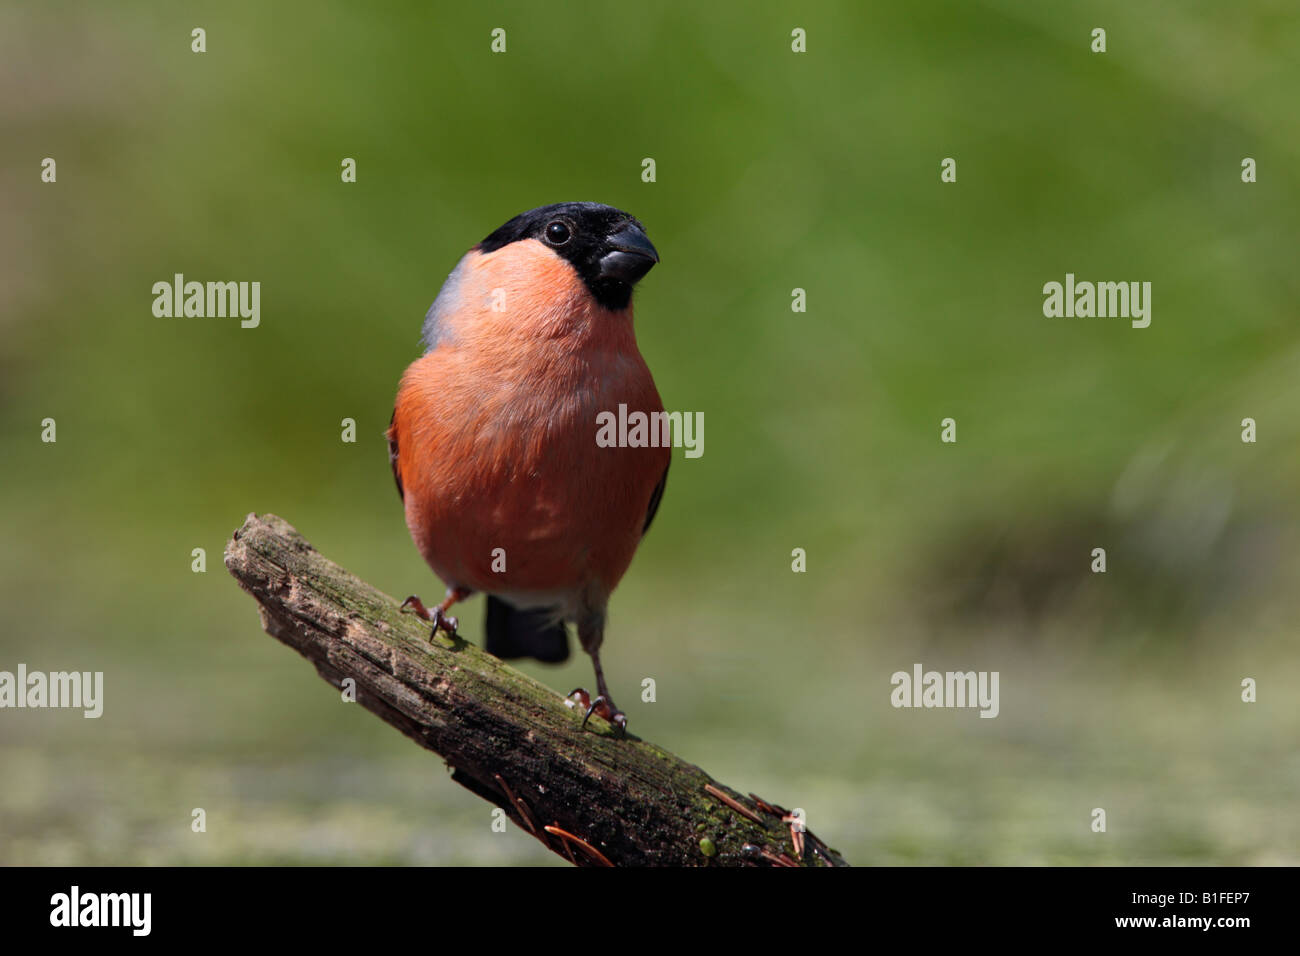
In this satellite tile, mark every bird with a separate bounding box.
[387,202,670,733]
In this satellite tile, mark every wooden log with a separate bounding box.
[224,513,848,867]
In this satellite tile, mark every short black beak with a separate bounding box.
[598,222,659,284]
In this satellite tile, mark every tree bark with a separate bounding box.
[224,513,848,867]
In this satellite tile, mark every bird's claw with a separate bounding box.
[399,595,429,618]
[400,594,458,639]
[431,607,458,638]
[567,688,627,734]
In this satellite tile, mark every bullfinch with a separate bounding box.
[387,202,670,733]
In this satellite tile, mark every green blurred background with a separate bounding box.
[2,0,1298,865]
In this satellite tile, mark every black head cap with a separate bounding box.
[476,202,658,311]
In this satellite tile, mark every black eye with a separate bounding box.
[545,220,571,245]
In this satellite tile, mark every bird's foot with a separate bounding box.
[400,595,432,620]
[430,607,459,638]
[400,594,460,638]
[566,688,627,735]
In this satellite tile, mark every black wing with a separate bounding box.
[642,462,669,535]
[387,409,403,501]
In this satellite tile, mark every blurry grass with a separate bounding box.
[1,0,1298,865]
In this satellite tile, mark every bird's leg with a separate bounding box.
[431,587,471,636]
[587,649,627,733]
[400,587,471,638]
[567,611,626,734]
[566,684,626,734]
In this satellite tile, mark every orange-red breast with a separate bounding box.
[387,203,669,732]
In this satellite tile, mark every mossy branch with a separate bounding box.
[223,513,848,867]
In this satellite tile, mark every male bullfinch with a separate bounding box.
[387,202,670,733]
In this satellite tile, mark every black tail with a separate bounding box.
[485,596,570,663]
